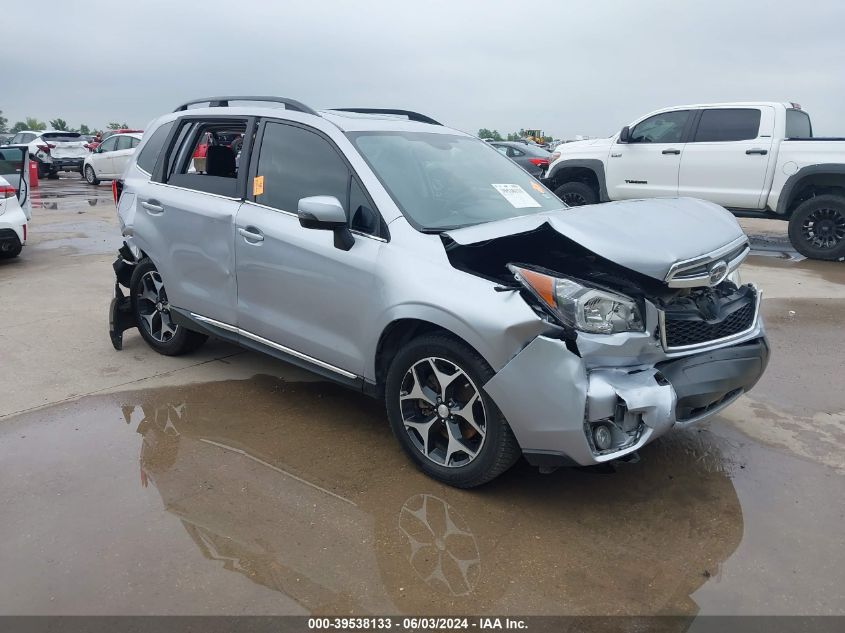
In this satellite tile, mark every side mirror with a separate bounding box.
[297,195,354,251]
[619,126,631,143]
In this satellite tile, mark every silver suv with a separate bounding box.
[109,96,769,488]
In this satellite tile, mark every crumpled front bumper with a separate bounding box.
[483,332,769,467]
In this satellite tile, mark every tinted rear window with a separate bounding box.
[786,109,812,138]
[42,132,82,142]
[136,122,174,174]
[694,109,761,142]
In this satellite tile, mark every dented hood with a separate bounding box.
[443,197,747,282]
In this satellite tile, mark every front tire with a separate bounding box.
[84,164,100,185]
[384,334,521,488]
[788,195,845,261]
[553,181,598,206]
[129,259,208,355]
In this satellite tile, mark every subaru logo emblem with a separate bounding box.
[709,261,729,286]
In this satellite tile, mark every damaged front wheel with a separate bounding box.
[130,259,207,356]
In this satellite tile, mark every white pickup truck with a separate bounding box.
[544,102,845,260]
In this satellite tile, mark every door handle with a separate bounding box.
[238,226,264,243]
[661,148,681,155]
[746,148,768,155]
[141,200,164,215]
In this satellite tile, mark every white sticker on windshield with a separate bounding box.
[491,184,542,209]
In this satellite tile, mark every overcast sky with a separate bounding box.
[4,0,843,137]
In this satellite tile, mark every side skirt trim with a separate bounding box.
[174,310,358,380]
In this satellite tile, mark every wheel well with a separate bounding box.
[374,319,467,395]
[549,166,599,196]
[785,173,845,215]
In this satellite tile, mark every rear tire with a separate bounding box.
[129,259,208,356]
[788,195,845,261]
[384,334,521,488]
[84,164,100,185]
[0,240,22,259]
[554,181,598,206]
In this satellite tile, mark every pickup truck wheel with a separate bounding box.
[788,195,845,261]
[129,259,208,355]
[554,181,597,206]
[84,165,100,185]
[385,334,521,488]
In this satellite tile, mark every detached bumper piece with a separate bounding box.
[108,243,138,350]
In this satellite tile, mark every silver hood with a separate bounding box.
[443,197,747,282]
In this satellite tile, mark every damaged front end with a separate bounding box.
[109,242,139,350]
[443,199,769,468]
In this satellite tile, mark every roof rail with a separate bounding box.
[328,108,441,126]
[173,96,318,115]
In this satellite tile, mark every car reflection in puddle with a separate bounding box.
[124,375,743,616]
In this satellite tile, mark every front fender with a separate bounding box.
[544,158,609,202]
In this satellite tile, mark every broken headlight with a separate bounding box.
[508,264,644,334]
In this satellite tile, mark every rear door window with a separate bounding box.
[136,121,174,174]
[167,119,248,197]
[116,136,134,150]
[786,109,812,138]
[693,109,761,142]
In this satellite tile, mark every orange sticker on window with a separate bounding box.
[530,181,544,192]
[253,175,264,197]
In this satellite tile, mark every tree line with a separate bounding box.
[0,110,130,136]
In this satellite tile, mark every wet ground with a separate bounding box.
[1,178,843,616]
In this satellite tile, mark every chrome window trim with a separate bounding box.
[189,313,358,379]
[664,236,749,288]
[149,180,241,202]
[658,285,762,353]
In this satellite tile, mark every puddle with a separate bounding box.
[29,178,112,212]
[0,376,842,616]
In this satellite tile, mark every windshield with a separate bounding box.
[348,131,563,231]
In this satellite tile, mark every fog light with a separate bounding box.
[593,424,613,451]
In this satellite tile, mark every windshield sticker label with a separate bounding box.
[253,175,264,197]
[492,184,542,208]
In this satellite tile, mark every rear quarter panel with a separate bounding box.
[767,140,845,211]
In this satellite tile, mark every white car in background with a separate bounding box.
[0,145,31,259]
[83,132,142,185]
[7,130,89,179]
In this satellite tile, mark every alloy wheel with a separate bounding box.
[801,207,845,250]
[136,271,179,343]
[562,191,588,206]
[85,165,96,184]
[399,357,486,468]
